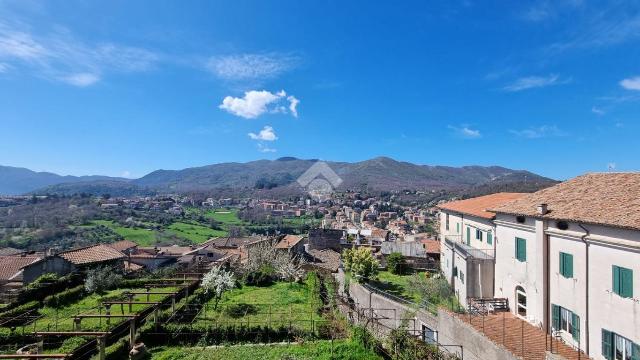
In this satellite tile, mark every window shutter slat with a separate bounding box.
[571,312,580,341]
[566,254,573,278]
[613,266,620,295]
[602,329,613,360]
[559,253,565,275]
[552,304,560,330]
[622,268,633,298]
[487,233,493,245]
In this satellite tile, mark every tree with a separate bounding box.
[201,266,235,309]
[273,252,304,284]
[406,272,452,307]
[386,252,407,275]
[85,266,123,294]
[343,247,379,281]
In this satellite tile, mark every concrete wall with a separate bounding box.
[22,256,76,284]
[336,270,517,360]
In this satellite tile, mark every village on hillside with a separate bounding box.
[0,172,637,359]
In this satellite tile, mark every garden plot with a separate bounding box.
[193,279,322,331]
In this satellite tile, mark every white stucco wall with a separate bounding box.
[494,214,544,326]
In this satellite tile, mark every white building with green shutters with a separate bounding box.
[490,173,640,360]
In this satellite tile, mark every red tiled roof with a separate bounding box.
[0,255,42,281]
[59,244,125,265]
[275,235,305,249]
[420,239,441,254]
[490,173,640,230]
[107,240,137,252]
[438,193,528,219]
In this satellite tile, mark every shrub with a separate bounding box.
[104,338,130,360]
[386,252,407,275]
[0,301,40,326]
[351,325,376,351]
[343,247,379,281]
[243,264,275,286]
[43,285,85,308]
[58,336,88,353]
[85,266,123,294]
[224,303,258,318]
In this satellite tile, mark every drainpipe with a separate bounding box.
[578,224,590,356]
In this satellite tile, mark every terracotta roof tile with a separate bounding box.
[490,173,640,230]
[59,244,125,265]
[107,240,137,252]
[275,235,305,249]
[438,193,528,219]
[306,249,341,272]
[0,255,42,281]
[420,239,441,254]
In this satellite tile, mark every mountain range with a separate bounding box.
[0,157,557,196]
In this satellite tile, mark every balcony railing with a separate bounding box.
[444,236,495,260]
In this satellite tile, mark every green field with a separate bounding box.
[91,220,158,246]
[368,270,428,303]
[194,278,321,330]
[149,340,383,360]
[167,222,228,244]
[204,209,246,226]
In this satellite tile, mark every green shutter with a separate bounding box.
[621,267,633,298]
[552,304,560,330]
[516,238,526,262]
[456,223,459,233]
[466,227,470,245]
[560,253,573,278]
[602,329,613,360]
[613,266,621,295]
[571,312,580,341]
[487,232,493,245]
[631,342,640,360]
[565,254,573,278]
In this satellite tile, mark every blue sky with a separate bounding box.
[1,0,639,180]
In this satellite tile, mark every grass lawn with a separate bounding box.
[149,340,383,360]
[368,270,428,303]
[91,220,158,246]
[204,209,246,227]
[194,279,321,330]
[167,222,228,244]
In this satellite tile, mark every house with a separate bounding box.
[58,244,126,271]
[303,247,341,273]
[0,255,43,285]
[275,234,307,255]
[489,173,640,359]
[437,192,527,309]
[107,240,138,255]
[308,229,344,252]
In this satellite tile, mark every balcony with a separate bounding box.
[445,236,495,260]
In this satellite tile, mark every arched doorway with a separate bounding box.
[516,286,527,318]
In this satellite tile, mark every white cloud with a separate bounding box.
[509,125,566,139]
[61,73,100,87]
[219,89,300,119]
[448,125,481,139]
[257,143,277,153]
[207,53,297,81]
[503,74,569,92]
[0,20,158,86]
[591,106,605,115]
[121,170,131,178]
[620,76,640,91]
[287,95,300,118]
[248,125,278,141]
[0,62,9,73]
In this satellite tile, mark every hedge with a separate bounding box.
[0,301,40,326]
[43,285,85,308]
[16,273,82,306]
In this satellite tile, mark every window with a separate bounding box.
[466,227,471,245]
[552,304,580,341]
[453,266,458,277]
[487,232,493,245]
[459,271,465,283]
[456,222,460,233]
[602,329,640,360]
[445,214,450,231]
[612,265,634,298]
[559,252,573,278]
[515,237,527,262]
[422,324,437,344]
[516,286,527,318]
[476,229,483,241]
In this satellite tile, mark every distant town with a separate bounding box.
[0,171,637,360]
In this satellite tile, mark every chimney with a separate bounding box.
[537,203,548,215]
